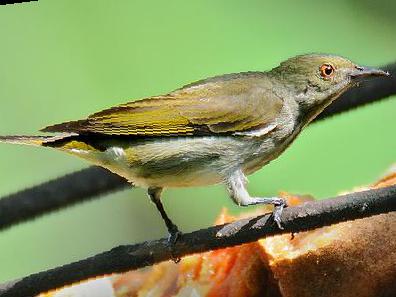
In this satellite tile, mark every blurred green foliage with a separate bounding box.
[0,0,395,282]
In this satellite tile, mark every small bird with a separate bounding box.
[0,54,389,243]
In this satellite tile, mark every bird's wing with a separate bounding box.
[41,73,283,137]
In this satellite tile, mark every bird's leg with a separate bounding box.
[225,170,287,229]
[147,187,182,247]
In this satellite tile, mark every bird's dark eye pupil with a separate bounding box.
[325,66,333,75]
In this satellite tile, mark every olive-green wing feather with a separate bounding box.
[42,72,283,136]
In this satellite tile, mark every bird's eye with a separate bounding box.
[319,63,335,79]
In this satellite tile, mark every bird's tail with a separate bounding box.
[0,134,72,147]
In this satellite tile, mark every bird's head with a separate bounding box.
[270,54,389,113]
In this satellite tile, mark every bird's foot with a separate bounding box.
[272,198,288,229]
[166,224,182,263]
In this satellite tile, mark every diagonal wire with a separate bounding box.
[0,167,128,230]
[0,185,395,297]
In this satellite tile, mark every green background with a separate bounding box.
[0,0,395,283]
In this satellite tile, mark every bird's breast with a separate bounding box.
[242,99,302,175]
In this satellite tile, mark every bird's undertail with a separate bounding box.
[0,134,73,147]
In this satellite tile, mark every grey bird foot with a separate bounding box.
[272,198,287,229]
[167,224,182,263]
[240,196,288,229]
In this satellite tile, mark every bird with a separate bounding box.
[0,54,389,244]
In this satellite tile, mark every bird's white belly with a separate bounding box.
[67,136,278,189]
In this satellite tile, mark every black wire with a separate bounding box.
[1,184,395,297]
[0,167,128,231]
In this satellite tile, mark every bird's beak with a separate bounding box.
[350,66,390,78]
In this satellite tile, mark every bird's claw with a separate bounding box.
[167,225,182,263]
[273,198,287,230]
